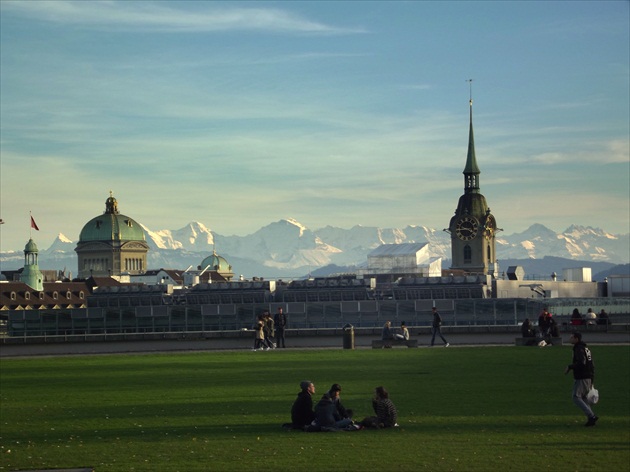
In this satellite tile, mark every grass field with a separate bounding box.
[1,345,628,472]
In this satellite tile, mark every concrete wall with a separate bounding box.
[493,280,598,299]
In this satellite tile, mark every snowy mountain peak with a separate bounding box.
[184,221,212,235]
[142,221,214,251]
[1,220,627,277]
[42,233,75,255]
[278,218,308,237]
[564,225,616,240]
[57,233,73,243]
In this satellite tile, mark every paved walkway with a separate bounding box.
[1,330,628,357]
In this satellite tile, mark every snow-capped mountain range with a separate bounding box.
[1,219,628,279]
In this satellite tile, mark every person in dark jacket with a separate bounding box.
[564,332,598,426]
[328,383,353,420]
[520,318,537,345]
[521,318,535,337]
[274,307,287,348]
[381,321,393,348]
[314,384,352,429]
[548,314,559,338]
[538,307,551,337]
[291,381,316,429]
[430,307,449,347]
[597,309,609,326]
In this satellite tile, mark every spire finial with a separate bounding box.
[466,78,474,106]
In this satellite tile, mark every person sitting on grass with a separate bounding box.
[313,384,353,430]
[360,386,398,429]
[290,380,316,429]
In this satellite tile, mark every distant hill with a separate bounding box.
[1,220,628,279]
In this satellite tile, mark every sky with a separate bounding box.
[1,0,629,252]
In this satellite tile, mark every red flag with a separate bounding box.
[30,216,40,231]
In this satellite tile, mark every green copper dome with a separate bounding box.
[24,238,39,253]
[200,252,231,272]
[79,193,146,242]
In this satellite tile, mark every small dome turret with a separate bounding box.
[24,238,39,254]
[200,250,234,281]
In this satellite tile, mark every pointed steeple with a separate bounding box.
[463,98,480,193]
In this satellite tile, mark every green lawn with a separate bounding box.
[1,346,628,471]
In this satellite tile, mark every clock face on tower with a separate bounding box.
[455,216,479,240]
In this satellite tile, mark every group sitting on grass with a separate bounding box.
[286,381,398,432]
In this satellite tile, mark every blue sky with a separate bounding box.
[1,0,628,252]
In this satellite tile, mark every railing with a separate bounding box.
[3,323,629,346]
[2,298,628,338]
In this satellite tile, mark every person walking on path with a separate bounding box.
[274,307,287,348]
[253,315,265,351]
[263,312,275,349]
[430,307,449,347]
[564,332,598,426]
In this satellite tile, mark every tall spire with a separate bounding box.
[463,81,480,193]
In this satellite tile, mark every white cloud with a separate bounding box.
[2,0,365,34]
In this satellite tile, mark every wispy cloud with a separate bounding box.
[530,138,629,165]
[2,0,365,34]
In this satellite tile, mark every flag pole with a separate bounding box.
[29,211,32,239]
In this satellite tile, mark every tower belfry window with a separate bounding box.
[464,245,472,263]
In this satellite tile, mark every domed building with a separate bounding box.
[75,192,149,279]
[199,250,234,281]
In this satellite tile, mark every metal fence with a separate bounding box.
[3,297,629,337]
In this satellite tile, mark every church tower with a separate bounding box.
[447,98,499,276]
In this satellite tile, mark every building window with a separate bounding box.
[25,292,31,300]
[52,292,58,300]
[67,291,72,299]
[464,245,472,263]
[79,291,85,299]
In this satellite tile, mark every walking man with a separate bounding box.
[564,332,598,426]
[430,307,449,347]
[274,306,287,348]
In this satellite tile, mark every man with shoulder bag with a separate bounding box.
[564,332,599,427]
